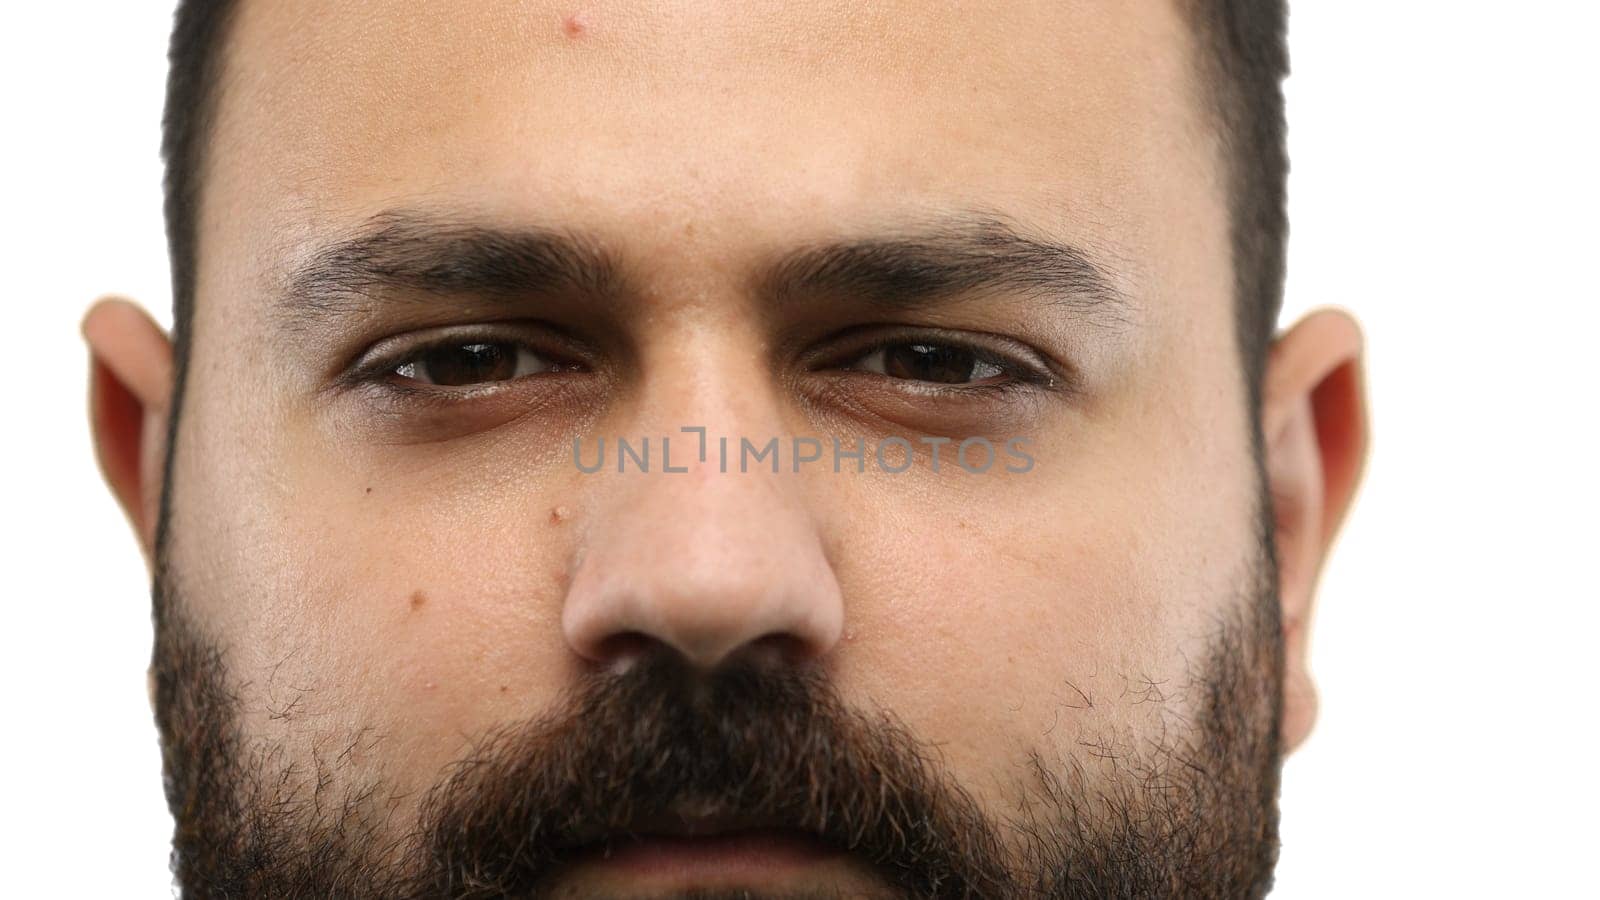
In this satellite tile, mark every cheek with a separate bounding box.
[172,400,586,793]
[825,409,1257,806]
[829,495,1161,783]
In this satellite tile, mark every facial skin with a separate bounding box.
[85,1,1367,897]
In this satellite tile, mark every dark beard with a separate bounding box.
[151,555,1283,899]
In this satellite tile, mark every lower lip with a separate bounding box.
[577,828,843,880]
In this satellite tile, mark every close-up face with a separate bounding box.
[82,0,1369,896]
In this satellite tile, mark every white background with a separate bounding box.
[3,2,1596,896]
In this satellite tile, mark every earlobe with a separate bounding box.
[83,297,175,569]
[1260,308,1369,752]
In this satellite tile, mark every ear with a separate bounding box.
[83,297,175,570]
[1260,308,1368,753]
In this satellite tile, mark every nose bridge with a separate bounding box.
[561,331,845,672]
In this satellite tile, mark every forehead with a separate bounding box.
[203,0,1218,282]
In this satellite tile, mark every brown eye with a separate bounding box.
[859,343,1006,385]
[393,342,559,387]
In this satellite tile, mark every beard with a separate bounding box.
[150,534,1284,899]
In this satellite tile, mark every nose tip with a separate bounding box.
[561,462,845,674]
[569,583,841,673]
[563,536,845,672]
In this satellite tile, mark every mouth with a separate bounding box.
[555,814,849,888]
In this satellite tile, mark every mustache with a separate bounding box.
[409,650,1019,898]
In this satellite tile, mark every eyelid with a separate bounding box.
[810,325,1064,388]
[337,321,591,388]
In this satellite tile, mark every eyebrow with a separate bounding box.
[280,209,1130,331]
[280,212,626,331]
[756,214,1131,329]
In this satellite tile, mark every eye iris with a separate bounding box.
[421,342,518,386]
[883,343,980,384]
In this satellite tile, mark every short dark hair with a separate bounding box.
[160,0,239,398]
[1178,0,1291,413]
[154,0,241,559]
[159,0,1288,408]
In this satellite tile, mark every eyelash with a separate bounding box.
[340,323,583,385]
[809,327,1062,396]
[342,328,1061,401]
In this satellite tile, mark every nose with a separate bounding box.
[562,428,846,673]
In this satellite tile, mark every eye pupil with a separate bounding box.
[883,343,978,384]
[422,342,518,386]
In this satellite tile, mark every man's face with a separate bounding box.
[157,0,1283,894]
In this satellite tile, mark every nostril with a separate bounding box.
[592,630,657,672]
[745,632,816,667]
